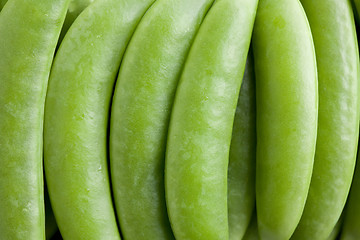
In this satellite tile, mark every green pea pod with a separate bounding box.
[243,212,260,240]
[253,0,318,239]
[0,0,70,239]
[58,0,96,43]
[109,0,214,238]
[44,0,155,239]
[1,0,95,42]
[228,50,256,240]
[165,0,258,239]
[291,0,360,239]
[44,186,57,240]
[341,153,360,240]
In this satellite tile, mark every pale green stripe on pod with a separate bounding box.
[165,0,258,239]
[291,0,360,239]
[228,50,256,240]
[0,0,70,239]
[341,152,360,240]
[253,0,318,239]
[44,0,156,239]
[109,0,215,238]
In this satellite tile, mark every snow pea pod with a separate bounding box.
[228,50,256,240]
[253,0,318,239]
[0,0,70,239]
[109,0,214,238]
[291,0,360,239]
[58,0,96,43]
[340,153,360,240]
[165,0,258,239]
[44,0,155,239]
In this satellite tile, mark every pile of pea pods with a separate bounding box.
[2,0,360,239]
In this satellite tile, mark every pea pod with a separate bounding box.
[0,0,70,239]
[1,0,95,42]
[44,0,155,239]
[253,0,318,239]
[291,0,360,239]
[228,50,256,240]
[165,0,258,239]
[340,153,360,240]
[109,0,214,238]
[58,0,96,43]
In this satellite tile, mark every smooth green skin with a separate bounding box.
[165,0,258,239]
[228,51,256,240]
[109,0,214,238]
[291,1,360,239]
[253,0,318,239]
[58,0,96,44]
[0,0,69,239]
[341,154,360,240]
[44,0,155,239]
[243,212,260,240]
[44,187,57,240]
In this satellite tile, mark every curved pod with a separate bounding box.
[291,0,360,239]
[0,0,70,239]
[109,0,214,238]
[59,0,97,43]
[44,0,155,239]
[253,0,318,239]
[228,51,256,240]
[165,0,258,239]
